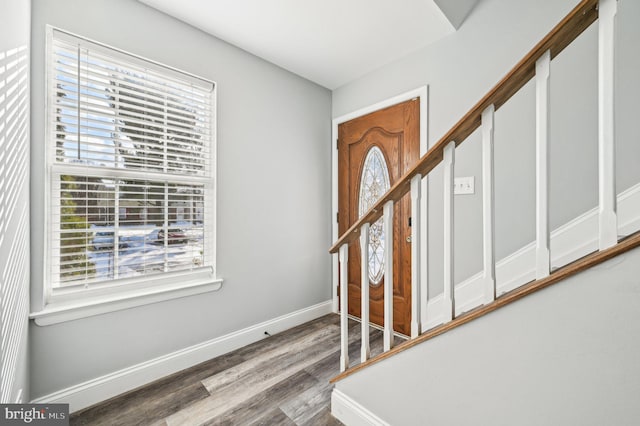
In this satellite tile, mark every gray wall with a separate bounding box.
[29,0,331,399]
[0,0,31,403]
[333,0,640,293]
[336,244,640,425]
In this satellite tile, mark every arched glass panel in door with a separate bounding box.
[358,146,391,285]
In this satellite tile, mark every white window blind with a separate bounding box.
[47,28,216,291]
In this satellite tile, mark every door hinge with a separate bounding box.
[408,216,412,227]
[336,139,339,149]
[336,212,339,223]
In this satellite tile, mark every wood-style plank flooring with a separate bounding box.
[71,314,386,425]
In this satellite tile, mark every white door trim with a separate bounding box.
[331,87,429,313]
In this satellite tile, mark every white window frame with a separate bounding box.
[31,27,222,326]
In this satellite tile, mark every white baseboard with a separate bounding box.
[331,388,390,426]
[424,182,640,331]
[31,300,333,413]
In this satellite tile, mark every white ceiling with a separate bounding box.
[138,0,478,90]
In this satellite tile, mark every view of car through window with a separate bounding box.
[92,231,126,251]
[91,228,190,250]
[158,228,188,245]
[85,222,203,281]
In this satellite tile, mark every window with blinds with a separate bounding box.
[47,28,216,292]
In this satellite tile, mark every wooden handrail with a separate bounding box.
[329,0,598,254]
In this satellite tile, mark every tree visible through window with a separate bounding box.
[47,28,215,290]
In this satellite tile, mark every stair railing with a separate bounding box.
[330,0,617,375]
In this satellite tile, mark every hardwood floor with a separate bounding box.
[70,314,385,426]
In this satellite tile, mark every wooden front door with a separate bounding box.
[338,98,420,336]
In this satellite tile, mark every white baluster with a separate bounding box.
[535,50,551,279]
[360,223,371,362]
[383,200,394,351]
[339,244,349,372]
[420,178,429,331]
[482,105,496,303]
[598,0,618,250]
[443,141,455,321]
[410,174,422,338]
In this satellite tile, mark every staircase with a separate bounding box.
[329,0,640,423]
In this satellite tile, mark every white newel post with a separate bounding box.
[339,244,349,372]
[443,141,455,321]
[535,50,551,279]
[410,174,422,338]
[598,0,618,250]
[482,105,496,303]
[360,223,371,362]
[383,200,394,351]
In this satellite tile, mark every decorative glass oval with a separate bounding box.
[358,146,391,285]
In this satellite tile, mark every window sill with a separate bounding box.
[30,277,224,326]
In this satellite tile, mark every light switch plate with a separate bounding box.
[454,176,475,195]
